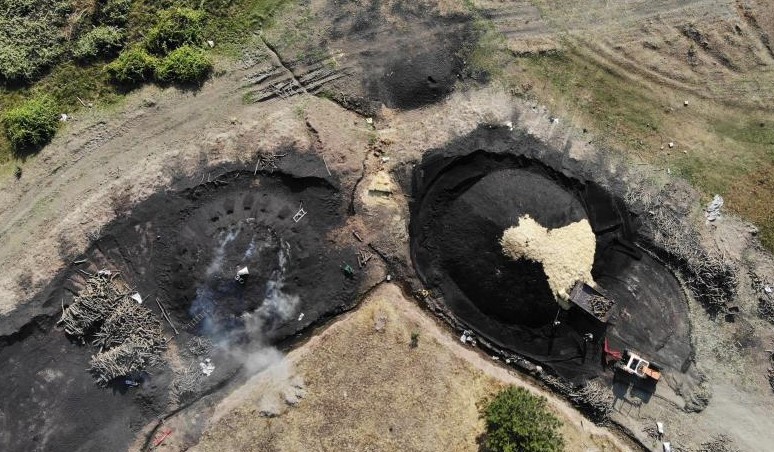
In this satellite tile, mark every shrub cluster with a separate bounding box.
[155,46,213,85]
[95,0,132,28]
[483,387,565,452]
[106,7,212,86]
[0,0,72,82]
[106,47,158,85]
[144,7,206,56]
[73,26,125,61]
[3,95,59,153]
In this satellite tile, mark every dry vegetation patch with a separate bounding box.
[194,285,627,452]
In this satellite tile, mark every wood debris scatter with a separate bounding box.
[58,272,166,386]
[587,295,614,319]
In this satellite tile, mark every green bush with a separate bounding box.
[73,26,125,61]
[106,47,158,85]
[483,387,565,452]
[155,45,212,85]
[3,95,59,152]
[95,0,132,27]
[144,7,206,55]
[0,0,72,82]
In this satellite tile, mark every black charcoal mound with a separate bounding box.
[410,136,694,383]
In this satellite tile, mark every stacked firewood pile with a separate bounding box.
[59,272,126,338]
[588,295,614,319]
[59,272,165,386]
[624,186,738,313]
[543,375,614,422]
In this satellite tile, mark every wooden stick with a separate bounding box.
[352,231,363,242]
[156,298,179,335]
[322,155,332,176]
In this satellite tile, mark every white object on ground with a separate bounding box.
[206,40,215,48]
[130,293,143,304]
[386,274,392,281]
[200,358,215,376]
[60,114,68,122]
[668,142,675,148]
[657,421,664,435]
[298,312,305,321]
[505,121,513,131]
[293,206,307,222]
[765,285,772,294]
[365,117,373,125]
[705,194,724,222]
[662,442,671,452]
[236,266,249,277]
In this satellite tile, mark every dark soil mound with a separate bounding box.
[0,153,364,451]
[410,139,694,383]
[365,46,465,110]
[436,167,587,327]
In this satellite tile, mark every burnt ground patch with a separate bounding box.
[409,129,694,385]
[309,0,479,113]
[0,151,365,451]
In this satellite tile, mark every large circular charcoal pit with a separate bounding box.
[0,161,363,452]
[411,147,694,383]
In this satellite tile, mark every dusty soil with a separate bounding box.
[1,1,774,451]
[193,283,633,452]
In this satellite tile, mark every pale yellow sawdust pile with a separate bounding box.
[501,215,596,308]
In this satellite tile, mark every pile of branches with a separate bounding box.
[767,348,774,393]
[171,363,202,404]
[588,295,614,319]
[750,272,774,324]
[59,272,126,338]
[698,434,739,452]
[625,188,737,313]
[543,376,614,422]
[186,336,214,356]
[93,299,163,351]
[90,341,164,386]
[59,272,166,386]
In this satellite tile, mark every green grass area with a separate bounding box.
[519,50,774,249]
[1,0,289,166]
[464,17,774,250]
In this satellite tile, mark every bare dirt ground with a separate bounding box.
[192,283,631,452]
[2,1,774,451]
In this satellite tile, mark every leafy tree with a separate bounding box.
[155,45,212,85]
[106,46,158,85]
[73,26,125,61]
[3,95,59,153]
[482,387,564,452]
[143,7,205,56]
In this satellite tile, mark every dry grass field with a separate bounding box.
[192,284,628,452]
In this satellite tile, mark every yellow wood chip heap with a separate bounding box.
[500,214,596,309]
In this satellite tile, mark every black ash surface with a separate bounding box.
[410,131,694,384]
[0,153,363,452]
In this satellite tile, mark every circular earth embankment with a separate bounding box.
[410,141,694,384]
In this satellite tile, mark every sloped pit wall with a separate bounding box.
[406,126,716,393]
[0,151,368,452]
